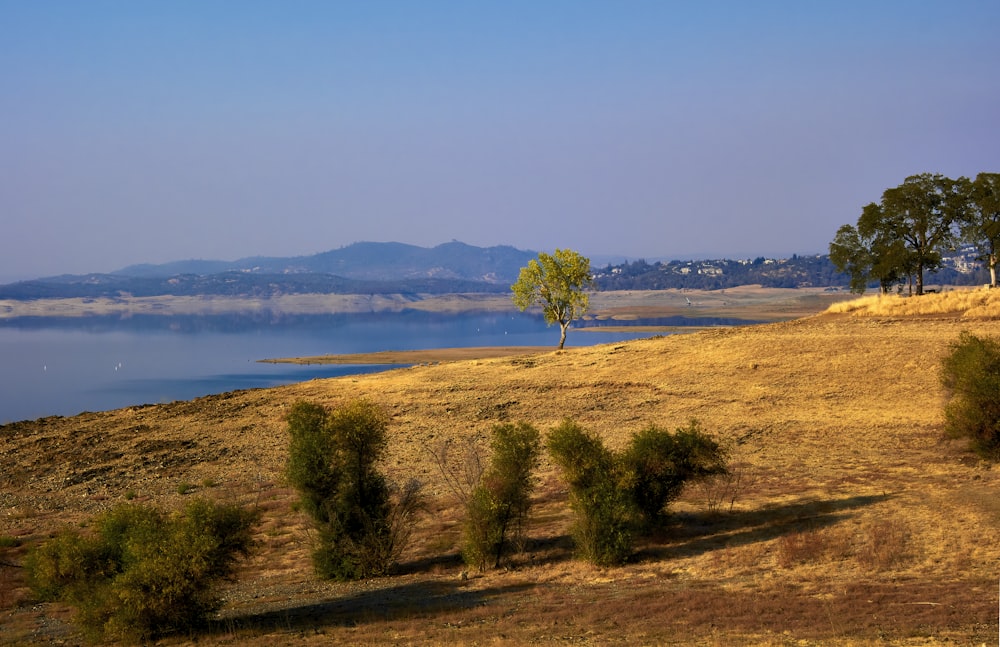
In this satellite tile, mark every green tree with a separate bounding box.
[829,224,873,294]
[286,399,422,580]
[831,173,967,295]
[829,219,909,295]
[26,499,258,642]
[512,248,594,350]
[940,332,1000,460]
[462,422,541,570]
[874,173,965,295]
[959,172,1000,287]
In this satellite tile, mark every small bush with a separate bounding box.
[940,332,1000,459]
[286,399,423,580]
[26,498,258,642]
[547,418,728,566]
[547,419,635,566]
[462,422,541,570]
[621,420,728,528]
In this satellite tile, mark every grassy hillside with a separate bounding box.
[2,290,999,645]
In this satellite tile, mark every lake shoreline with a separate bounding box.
[259,346,556,365]
[0,285,852,320]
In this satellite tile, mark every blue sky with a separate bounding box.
[2,2,998,280]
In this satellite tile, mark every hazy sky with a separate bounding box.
[2,2,998,281]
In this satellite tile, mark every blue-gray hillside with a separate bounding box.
[0,272,508,300]
[115,241,536,283]
[0,244,988,301]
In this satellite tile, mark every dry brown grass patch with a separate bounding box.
[5,299,1000,644]
[826,286,1000,318]
[856,517,911,571]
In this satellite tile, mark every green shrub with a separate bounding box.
[286,399,423,580]
[622,420,728,528]
[547,419,635,566]
[547,418,728,566]
[941,332,1000,459]
[462,422,541,570]
[26,498,258,642]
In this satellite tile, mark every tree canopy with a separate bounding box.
[830,172,989,294]
[511,248,593,350]
[960,173,1000,287]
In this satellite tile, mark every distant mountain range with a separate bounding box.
[0,242,537,300]
[0,241,989,301]
[113,241,536,282]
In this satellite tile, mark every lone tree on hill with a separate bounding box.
[511,248,593,350]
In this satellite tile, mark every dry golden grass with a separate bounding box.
[1,289,999,645]
[826,285,1000,318]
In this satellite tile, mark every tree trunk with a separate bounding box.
[558,322,568,350]
[990,253,997,288]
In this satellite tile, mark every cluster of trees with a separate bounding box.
[830,172,1000,295]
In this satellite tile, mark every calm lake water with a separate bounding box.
[0,310,690,423]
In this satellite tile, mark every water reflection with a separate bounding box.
[2,310,677,423]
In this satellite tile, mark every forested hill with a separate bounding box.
[115,241,535,283]
[0,243,989,300]
[592,250,988,291]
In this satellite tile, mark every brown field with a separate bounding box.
[2,288,1000,645]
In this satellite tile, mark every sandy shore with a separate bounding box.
[259,346,555,365]
[0,285,851,320]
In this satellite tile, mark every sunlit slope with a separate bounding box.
[4,292,998,528]
[3,289,1000,644]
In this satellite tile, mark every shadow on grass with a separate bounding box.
[215,494,885,638]
[393,550,464,576]
[213,578,535,636]
[635,493,890,562]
